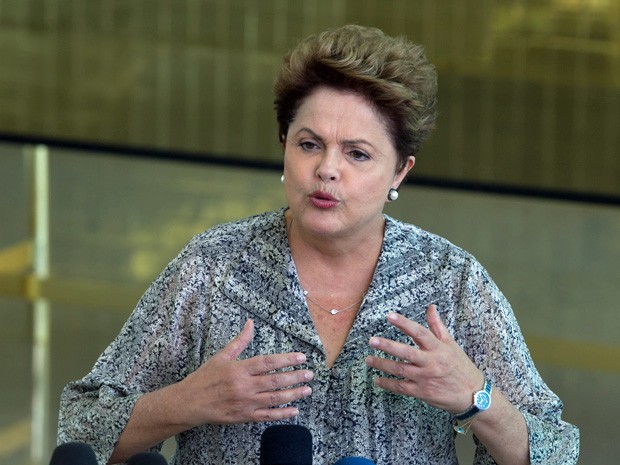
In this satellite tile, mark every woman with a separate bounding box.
[58,25,579,464]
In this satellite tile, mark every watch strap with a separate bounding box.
[454,379,493,422]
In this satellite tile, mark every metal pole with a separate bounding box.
[27,144,51,465]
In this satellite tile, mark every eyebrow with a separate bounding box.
[295,127,376,150]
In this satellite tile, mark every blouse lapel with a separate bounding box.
[221,211,322,350]
[221,212,438,357]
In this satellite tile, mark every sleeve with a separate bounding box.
[451,258,580,465]
[57,241,211,465]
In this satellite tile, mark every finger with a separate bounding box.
[254,369,314,392]
[373,376,417,397]
[387,312,439,351]
[251,406,301,423]
[245,352,308,376]
[221,320,254,361]
[369,336,428,367]
[255,385,313,409]
[426,304,452,343]
[365,355,419,380]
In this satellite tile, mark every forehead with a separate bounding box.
[291,87,391,141]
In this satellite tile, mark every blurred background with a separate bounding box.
[1,1,619,464]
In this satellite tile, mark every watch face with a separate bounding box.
[474,391,491,410]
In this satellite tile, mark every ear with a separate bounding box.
[392,156,415,188]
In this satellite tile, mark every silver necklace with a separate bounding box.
[303,290,364,315]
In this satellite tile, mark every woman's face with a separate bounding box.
[283,87,414,242]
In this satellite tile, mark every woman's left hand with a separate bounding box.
[365,304,484,414]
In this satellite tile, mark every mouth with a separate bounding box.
[309,190,339,209]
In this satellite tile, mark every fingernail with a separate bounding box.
[302,386,312,396]
[296,353,306,363]
[387,312,398,322]
[369,337,380,348]
[304,371,314,381]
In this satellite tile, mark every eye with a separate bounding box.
[298,140,320,151]
[349,149,370,161]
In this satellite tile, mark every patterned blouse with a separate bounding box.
[58,209,579,464]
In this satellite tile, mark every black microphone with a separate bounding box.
[127,451,169,465]
[49,442,97,465]
[333,458,375,465]
[260,424,312,465]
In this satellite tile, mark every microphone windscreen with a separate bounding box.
[260,424,312,465]
[127,451,169,465]
[333,458,376,465]
[49,442,97,465]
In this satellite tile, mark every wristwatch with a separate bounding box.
[454,379,493,422]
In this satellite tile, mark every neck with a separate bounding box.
[285,212,385,300]
[285,210,385,263]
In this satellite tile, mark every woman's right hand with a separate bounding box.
[108,319,312,463]
[174,319,313,427]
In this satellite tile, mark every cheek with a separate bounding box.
[361,177,391,198]
[283,174,307,203]
[284,153,310,179]
[347,183,387,209]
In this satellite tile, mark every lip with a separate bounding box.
[309,190,339,209]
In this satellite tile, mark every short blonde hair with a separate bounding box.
[274,24,438,169]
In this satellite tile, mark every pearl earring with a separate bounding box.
[280,174,285,183]
[388,188,399,201]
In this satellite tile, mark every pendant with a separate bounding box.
[330,309,339,315]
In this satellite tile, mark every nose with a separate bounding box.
[315,150,340,182]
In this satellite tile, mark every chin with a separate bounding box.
[299,212,345,236]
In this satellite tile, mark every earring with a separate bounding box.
[388,188,399,201]
[280,174,285,183]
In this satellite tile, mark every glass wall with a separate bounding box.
[1,0,619,195]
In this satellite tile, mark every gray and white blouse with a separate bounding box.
[58,209,579,464]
